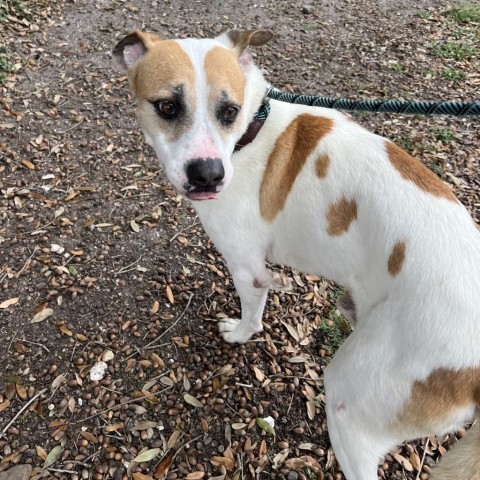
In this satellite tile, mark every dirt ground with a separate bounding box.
[0,0,479,479]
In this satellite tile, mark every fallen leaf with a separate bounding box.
[253,366,265,382]
[132,448,161,463]
[22,160,35,169]
[36,445,48,460]
[185,473,205,480]
[210,456,234,470]
[130,421,158,431]
[131,219,140,232]
[231,423,247,430]
[166,285,174,304]
[183,393,203,408]
[16,383,27,400]
[153,450,173,478]
[31,307,54,323]
[392,452,414,472]
[0,400,10,412]
[256,417,275,436]
[44,445,63,468]
[133,474,153,480]
[80,431,99,444]
[0,297,19,309]
[105,422,124,432]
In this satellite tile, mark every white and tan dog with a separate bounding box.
[113,30,480,480]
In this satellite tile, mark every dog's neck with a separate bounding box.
[234,62,270,152]
[234,93,270,152]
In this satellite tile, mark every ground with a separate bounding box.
[0,0,479,479]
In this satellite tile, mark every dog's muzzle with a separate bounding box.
[185,158,224,200]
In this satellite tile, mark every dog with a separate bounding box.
[113,29,480,480]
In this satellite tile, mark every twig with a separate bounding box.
[0,388,47,439]
[169,219,200,243]
[113,255,143,276]
[143,293,194,349]
[73,385,173,424]
[18,338,50,353]
[415,439,429,480]
[6,328,19,355]
[58,118,84,134]
[47,468,78,474]
[15,246,39,277]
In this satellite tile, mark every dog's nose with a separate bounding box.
[186,158,225,189]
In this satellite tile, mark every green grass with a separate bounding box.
[449,4,480,24]
[0,47,14,85]
[440,67,465,80]
[303,23,319,30]
[318,309,352,355]
[432,128,459,144]
[387,62,408,73]
[430,41,475,60]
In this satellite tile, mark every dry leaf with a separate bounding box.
[0,400,11,412]
[36,445,48,460]
[210,456,234,470]
[154,450,173,478]
[185,473,205,479]
[131,219,140,232]
[130,421,158,431]
[22,159,35,169]
[253,366,265,382]
[31,307,53,323]
[0,297,19,309]
[105,422,124,432]
[15,383,27,400]
[231,423,247,430]
[151,300,160,314]
[132,448,161,463]
[133,474,154,480]
[80,431,99,444]
[165,285,174,304]
[183,393,203,408]
[392,452,414,472]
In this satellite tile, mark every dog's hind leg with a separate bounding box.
[218,265,279,343]
[324,332,401,480]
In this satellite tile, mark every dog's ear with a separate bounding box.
[113,30,162,71]
[226,29,274,52]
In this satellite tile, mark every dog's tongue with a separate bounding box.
[188,192,217,201]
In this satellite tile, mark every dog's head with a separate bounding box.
[113,29,273,200]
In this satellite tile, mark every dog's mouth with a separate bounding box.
[184,187,219,201]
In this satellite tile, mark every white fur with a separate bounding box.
[122,32,480,480]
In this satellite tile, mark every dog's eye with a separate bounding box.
[154,100,177,119]
[221,105,240,124]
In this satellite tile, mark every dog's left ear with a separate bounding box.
[225,29,274,52]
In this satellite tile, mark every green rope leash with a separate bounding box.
[266,88,480,116]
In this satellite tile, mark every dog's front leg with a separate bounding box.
[219,266,288,344]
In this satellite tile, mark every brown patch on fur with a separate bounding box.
[326,197,358,236]
[315,154,330,178]
[260,114,334,222]
[394,368,480,433]
[386,141,457,202]
[204,46,245,106]
[388,241,406,276]
[134,40,195,100]
[131,39,196,142]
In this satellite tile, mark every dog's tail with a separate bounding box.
[431,422,480,480]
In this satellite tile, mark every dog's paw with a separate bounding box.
[218,318,257,344]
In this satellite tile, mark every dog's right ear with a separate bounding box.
[224,29,274,53]
[113,31,162,71]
